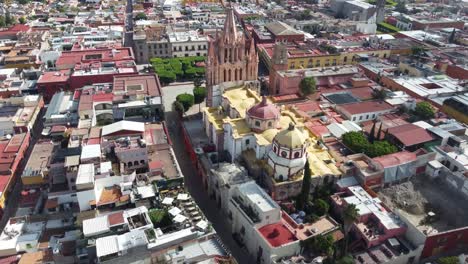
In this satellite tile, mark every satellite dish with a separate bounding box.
[6,134,12,140]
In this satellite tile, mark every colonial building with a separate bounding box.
[205,7,259,107]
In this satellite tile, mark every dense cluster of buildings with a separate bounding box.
[0,0,467,263]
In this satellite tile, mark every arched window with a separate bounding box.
[255,121,260,127]
[140,160,145,164]
[134,161,139,166]
[294,152,300,158]
[268,121,272,128]
[273,146,277,153]
[128,161,133,167]
[281,151,288,158]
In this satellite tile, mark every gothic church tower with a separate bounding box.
[205,7,259,107]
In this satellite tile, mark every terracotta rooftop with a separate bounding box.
[339,100,393,115]
[55,47,134,67]
[387,123,435,146]
[98,186,124,206]
[18,249,53,264]
[45,197,58,209]
[108,211,125,226]
[258,221,298,247]
[113,74,162,98]
[373,151,417,168]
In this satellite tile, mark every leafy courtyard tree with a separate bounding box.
[193,77,204,87]
[173,101,184,117]
[176,93,195,114]
[18,17,26,24]
[343,204,359,255]
[414,101,435,120]
[372,88,387,100]
[193,86,206,112]
[296,160,311,211]
[395,0,408,13]
[342,131,369,153]
[314,198,330,216]
[299,77,316,96]
[301,234,335,256]
[135,12,148,20]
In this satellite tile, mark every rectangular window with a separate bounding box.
[359,116,363,120]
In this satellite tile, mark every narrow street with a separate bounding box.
[166,109,254,264]
[0,109,44,230]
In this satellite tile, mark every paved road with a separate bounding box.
[161,84,253,263]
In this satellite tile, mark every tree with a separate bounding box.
[395,0,407,13]
[372,88,387,100]
[364,140,398,158]
[135,12,147,20]
[302,234,334,256]
[193,86,206,112]
[5,13,14,26]
[437,256,460,264]
[296,160,311,211]
[0,16,5,27]
[448,28,456,44]
[414,101,435,120]
[193,77,203,87]
[18,17,26,24]
[176,93,194,114]
[411,46,426,62]
[314,199,330,216]
[375,123,382,141]
[299,77,316,96]
[369,121,376,144]
[342,131,397,157]
[343,204,359,256]
[342,131,369,153]
[173,101,184,117]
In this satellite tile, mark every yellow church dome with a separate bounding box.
[274,123,307,149]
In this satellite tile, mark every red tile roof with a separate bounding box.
[339,101,394,115]
[387,123,434,147]
[373,151,417,168]
[55,47,133,67]
[258,221,297,247]
[37,70,70,84]
[108,211,125,226]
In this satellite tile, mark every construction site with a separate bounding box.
[378,174,468,236]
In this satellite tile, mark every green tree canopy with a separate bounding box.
[193,86,206,112]
[395,0,407,13]
[414,101,435,120]
[18,17,26,24]
[176,93,194,113]
[173,100,184,116]
[302,234,334,256]
[314,199,330,216]
[342,131,369,153]
[0,16,5,27]
[343,203,359,255]
[299,77,316,96]
[135,12,147,20]
[296,160,311,211]
[342,131,397,157]
[193,77,204,87]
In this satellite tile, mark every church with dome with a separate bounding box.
[203,85,320,200]
[202,6,340,201]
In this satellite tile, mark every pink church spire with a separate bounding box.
[223,7,237,44]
